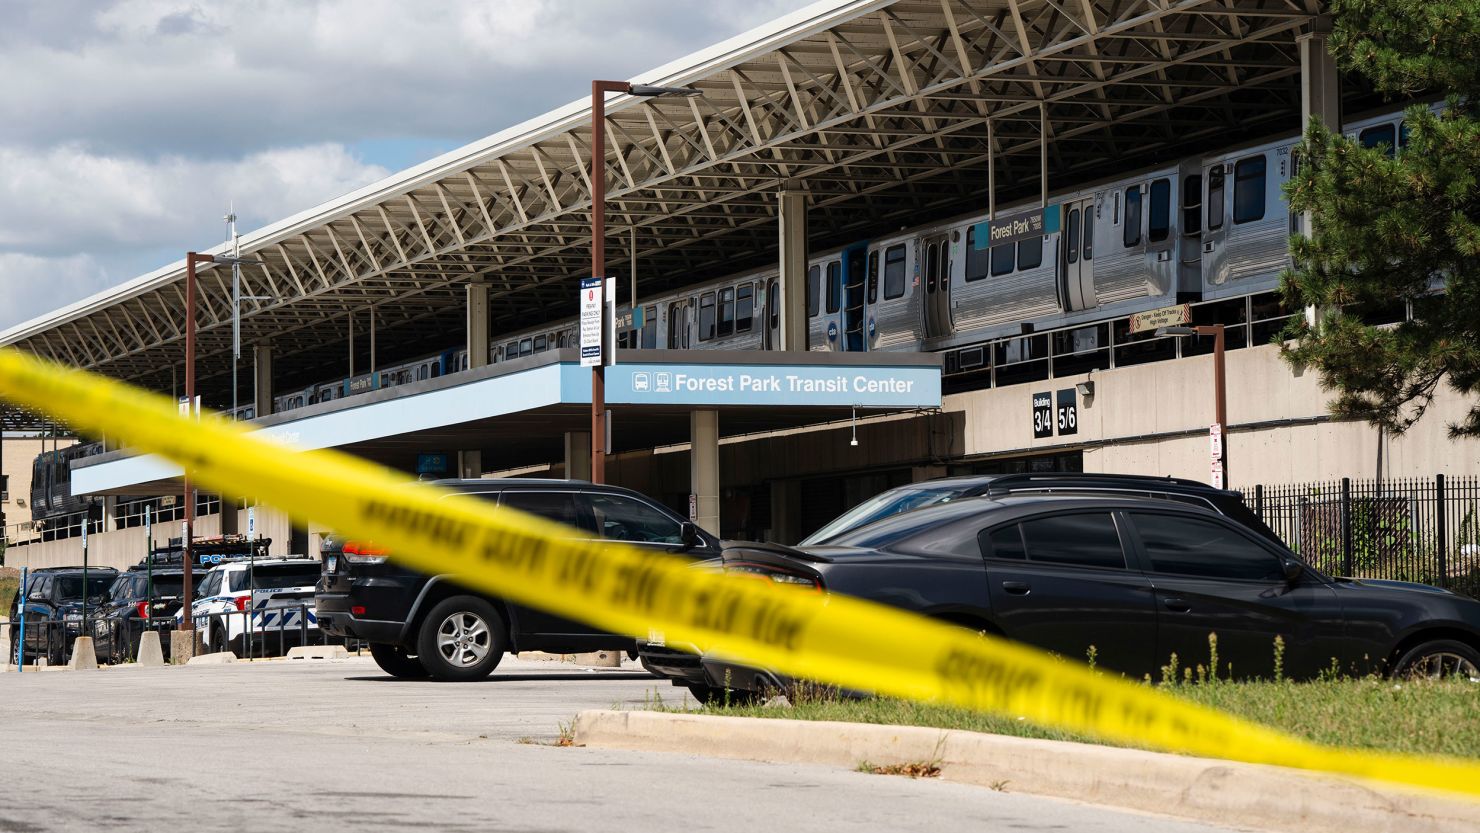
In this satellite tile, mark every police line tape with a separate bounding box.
[1,346,1476,799]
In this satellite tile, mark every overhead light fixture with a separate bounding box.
[1155,326,1197,337]
[850,406,859,447]
[630,83,701,97]
[1076,380,1095,398]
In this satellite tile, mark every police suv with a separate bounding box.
[179,557,323,657]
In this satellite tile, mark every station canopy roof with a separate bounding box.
[1,0,1334,408]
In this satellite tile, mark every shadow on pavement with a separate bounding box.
[343,672,657,683]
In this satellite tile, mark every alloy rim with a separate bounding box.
[1406,652,1480,682]
[435,612,492,667]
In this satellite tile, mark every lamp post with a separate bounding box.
[1156,324,1228,488]
[588,80,698,484]
[181,251,263,622]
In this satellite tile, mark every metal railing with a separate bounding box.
[1246,475,1480,597]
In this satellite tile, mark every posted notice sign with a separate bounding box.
[1130,303,1191,334]
[579,277,603,367]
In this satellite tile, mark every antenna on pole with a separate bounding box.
[227,202,241,414]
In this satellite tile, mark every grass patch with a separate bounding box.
[0,566,18,615]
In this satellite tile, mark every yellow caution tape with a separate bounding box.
[1,346,1476,799]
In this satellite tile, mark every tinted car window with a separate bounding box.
[250,564,321,589]
[1130,513,1284,581]
[148,576,186,597]
[1020,513,1125,569]
[501,491,596,535]
[587,494,682,544]
[980,524,1026,560]
[825,499,993,550]
[54,574,115,601]
[801,483,981,546]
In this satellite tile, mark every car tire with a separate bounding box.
[210,627,230,656]
[369,643,430,679]
[1393,639,1480,681]
[416,596,507,681]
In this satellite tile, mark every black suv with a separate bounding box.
[8,566,118,666]
[642,472,1284,699]
[88,568,187,665]
[316,479,721,681]
[703,495,1480,695]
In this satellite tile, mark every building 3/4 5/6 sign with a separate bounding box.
[1032,391,1053,438]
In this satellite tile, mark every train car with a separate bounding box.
[29,441,105,523]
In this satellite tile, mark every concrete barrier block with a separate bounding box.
[285,645,348,661]
[68,637,98,670]
[136,631,165,667]
[571,650,623,668]
[186,651,237,666]
[169,630,203,664]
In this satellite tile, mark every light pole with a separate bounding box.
[181,251,262,623]
[1157,324,1228,488]
[588,80,698,484]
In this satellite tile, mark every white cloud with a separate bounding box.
[0,252,114,330]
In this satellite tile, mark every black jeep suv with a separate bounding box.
[316,478,721,681]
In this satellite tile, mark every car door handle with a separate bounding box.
[1163,597,1191,613]
[1001,581,1031,595]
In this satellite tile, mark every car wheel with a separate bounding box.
[416,596,507,681]
[1393,639,1480,682]
[369,643,429,679]
[210,627,230,656]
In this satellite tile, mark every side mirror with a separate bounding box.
[679,522,702,550]
[1282,558,1304,584]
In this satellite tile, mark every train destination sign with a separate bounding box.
[973,204,1061,249]
[1130,303,1191,334]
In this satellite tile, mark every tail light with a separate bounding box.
[725,561,823,592]
[342,540,390,564]
[234,596,251,612]
[136,601,150,619]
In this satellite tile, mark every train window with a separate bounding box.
[883,244,907,298]
[642,305,658,348]
[1148,178,1171,243]
[505,340,519,359]
[1082,207,1093,260]
[867,251,879,304]
[533,335,547,352]
[718,287,735,337]
[519,338,533,357]
[1360,124,1396,157]
[1233,155,1266,224]
[1122,186,1142,247]
[1208,168,1226,230]
[1182,175,1202,236]
[825,261,840,314]
[1399,120,1409,149]
[735,285,754,333]
[418,364,429,381]
[807,266,820,317]
[1018,236,1043,270]
[698,292,716,342]
[990,243,1014,276]
[964,227,990,282]
[1066,208,1080,264]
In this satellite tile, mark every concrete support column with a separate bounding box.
[101,495,117,532]
[1297,23,1339,328]
[690,410,720,536]
[564,432,592,481]
[253,344,273,417]
[467,283,490,369]
[457,450,483,479]
[777,189,808,350]
[219,499,239,535]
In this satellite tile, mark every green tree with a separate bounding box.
[1281,0,1480,437]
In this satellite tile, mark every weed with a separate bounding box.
[989,780,1011,792]
[1273,635,1285,683]
[856,760,942,779]
[555,720,576,747]
[1085,645,1097,670]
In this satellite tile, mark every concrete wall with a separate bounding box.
[3,503,297,572]
[2,437,77,539]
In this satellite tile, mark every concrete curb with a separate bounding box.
[186,651,237,666]
[286,645,348,661]
[573,710,1480,833]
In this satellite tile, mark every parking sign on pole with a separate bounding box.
[579,277,602,368]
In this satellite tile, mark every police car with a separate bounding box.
[180,556,323,657]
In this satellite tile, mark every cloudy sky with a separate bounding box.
[0,0,819,332]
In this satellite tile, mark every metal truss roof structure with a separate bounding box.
[1,0,1329,404]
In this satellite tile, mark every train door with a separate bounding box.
[667,300,691,349]
[1061,197,1097,311]
[1178,159,1204,294]
[841,244,869,351]
[921,234,951,339]
[764,278,779,349]
[1201,160,1229,276]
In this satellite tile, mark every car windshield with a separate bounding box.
[801,483,979,545]
[822,499,990,550]
[141,576,185,597]
[53,575,115,602]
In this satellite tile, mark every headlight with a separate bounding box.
[64,612,84,623]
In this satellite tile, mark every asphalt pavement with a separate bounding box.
[0,655,1252,832]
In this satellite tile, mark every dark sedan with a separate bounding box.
[701,495,1480,694]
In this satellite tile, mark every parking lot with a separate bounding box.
[0,656,1250,833]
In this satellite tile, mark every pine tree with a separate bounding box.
[1281,0,1480,437]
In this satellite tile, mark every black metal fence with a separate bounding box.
[1245,475,1480,598]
